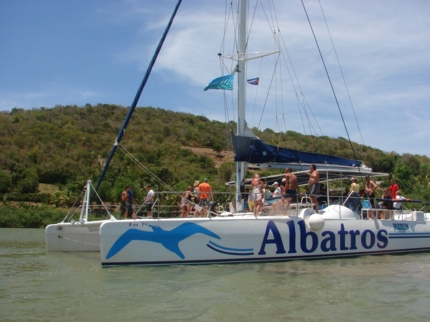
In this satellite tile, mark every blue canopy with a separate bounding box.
[232,132,362,167]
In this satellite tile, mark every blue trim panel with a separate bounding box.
[389,233,430,239]
[101,247,430,267]
[208,241,254,252]
[390,236,430,239]
[207,243,254,256]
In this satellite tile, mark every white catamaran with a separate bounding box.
[45,180,116,252]
[98,0,430,267]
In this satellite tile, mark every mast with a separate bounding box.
[236,0,248,201]
[93,0,182,194]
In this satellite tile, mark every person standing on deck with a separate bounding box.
[251,173,264,217]
[284,168,300,210]
[307,164,320,213]
[121,185,137,219]
[197,178,213,217]
[350,177,360,194]
[270,168,300,216]
[181,186,193,218]
[192,180,200,217]
[144,184,154,218]
[365,175,377,208]
[345,177,361,212]
[388,179,399,199]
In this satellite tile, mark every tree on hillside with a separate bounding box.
[0,171,11,193]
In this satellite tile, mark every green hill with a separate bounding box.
[0,104,429,205]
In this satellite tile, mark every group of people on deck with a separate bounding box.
[249,165,410,218]
[346,177,411,218]
[121,184,154,219]
[121,179,215,220]
[180,178,215,218]
[121,170,409,220]
[250,164,321,217]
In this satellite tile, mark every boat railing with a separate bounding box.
[134,191,318,218]
[135,191,240,219]
[361,208,428,221]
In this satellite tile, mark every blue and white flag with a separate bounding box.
[247,77,259,85]
[204,74,234,91]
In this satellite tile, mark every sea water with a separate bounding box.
[1,228,430,321]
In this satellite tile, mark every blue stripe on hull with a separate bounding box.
[389,234,430,239]
[390,236,430,239]
[207,243,254,256]
[101,246,430,267]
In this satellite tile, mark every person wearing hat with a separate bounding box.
[271,182,282,198]
[195,178,213,217]
[144,184,154,218]
[121,185,137,219]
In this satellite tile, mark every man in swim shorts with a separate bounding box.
[282,167,300,212]
[307,164,320,213]
[270,168,299,216]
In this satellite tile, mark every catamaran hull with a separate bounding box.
[46,221,106,252]
[100,214,430,267]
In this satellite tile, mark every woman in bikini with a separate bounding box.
[251,173,264,217]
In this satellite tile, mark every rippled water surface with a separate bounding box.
[1,228,430,321]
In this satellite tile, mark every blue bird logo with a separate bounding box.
[106,222,221,259]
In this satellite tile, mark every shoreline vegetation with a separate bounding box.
[1,104,429,228]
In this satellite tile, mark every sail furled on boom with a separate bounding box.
[232,132,362,167]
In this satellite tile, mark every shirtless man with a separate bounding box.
[307,164,320,213]
[284,167,299,209]
[270,168,299,216]
[365,175,377,208]
[121,185,137,219]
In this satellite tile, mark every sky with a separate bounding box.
[1,0,429,157]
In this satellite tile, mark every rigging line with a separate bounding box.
[270,0,288,139]
[276,27,325,136]
[250,57,263,125]
[258,0,282,49]
[222,90,235,179]
[317,0,364,145]
[256,52,281,130]
[300,0,361,166]
[117,145,213,213]
[296,90,316,136]
[273,29,287,143]
[62,190,85,222]
[300,91,319,137]
[220,0,228,54]
[295,93,307,135]
[232,1,239,55]
[245,0,259,54]
[117,145,178,195]
[88,181,115,218]
[277,34,324,137]
[276,30,287,136]
[301,93,323,135]
[220,0,234,56]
